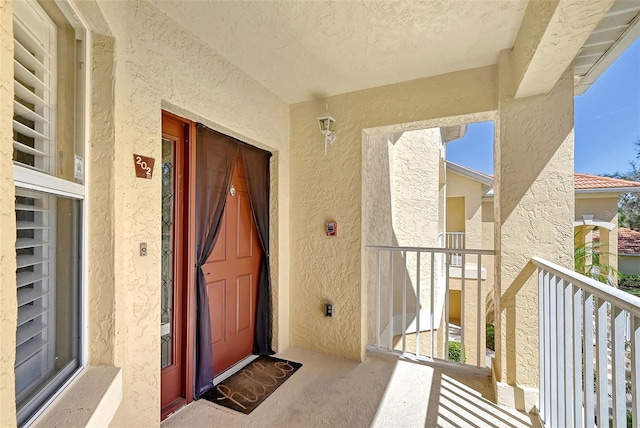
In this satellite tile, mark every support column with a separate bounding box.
[493,54,575,411]
[600,227,618,284]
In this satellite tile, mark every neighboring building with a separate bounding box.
[444,161,640,322]
[618,228,640,275]
[1,1,639,427]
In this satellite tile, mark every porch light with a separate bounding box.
[316,104,336,156]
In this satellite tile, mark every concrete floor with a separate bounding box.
[162,347,537,428]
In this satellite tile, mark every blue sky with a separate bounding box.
[447,37,640,176]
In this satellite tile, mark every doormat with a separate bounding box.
[202,356,302,415]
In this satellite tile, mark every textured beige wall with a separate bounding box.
[446,197,465,232]
[447,172,484,248]
[575,196,618,223]
[0,1,17,426]
[390,129,442,317]
[73,0,290,424]
[363,134,394,346]
[493,55,575,410]
[88,32,116,365]
[291,66,497,360]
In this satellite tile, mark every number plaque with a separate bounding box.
[133,154,155,179]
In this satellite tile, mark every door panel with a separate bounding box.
[236,274,253,332]
[208,280,226,345]
[236,194,254,258]
[208,212,227,262]
[203,153,263,376]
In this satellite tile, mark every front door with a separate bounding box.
[202,154,263,375]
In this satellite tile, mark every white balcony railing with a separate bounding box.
[533,257,640,428]
[438,232,466,267]
[367,245,494,367]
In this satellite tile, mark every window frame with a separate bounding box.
[12,0,91,425]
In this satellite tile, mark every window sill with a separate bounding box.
[32,366,122,428]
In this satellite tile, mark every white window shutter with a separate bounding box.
[12,0,55,174]
[13,0,57,400]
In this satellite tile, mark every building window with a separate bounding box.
[12,0,86,425]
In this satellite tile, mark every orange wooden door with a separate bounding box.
[202,154,263,375]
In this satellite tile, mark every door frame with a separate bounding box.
[161,111,197,420]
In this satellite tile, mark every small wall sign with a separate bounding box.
[133,154,155,179]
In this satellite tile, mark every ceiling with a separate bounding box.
[151,0,528,104]
[151,0,639,104]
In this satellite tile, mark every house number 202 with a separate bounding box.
[136,156,152,175]
[133,154,155,179]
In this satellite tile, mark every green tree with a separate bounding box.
[606,138,640,230]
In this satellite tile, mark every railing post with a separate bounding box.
[476,254,482,368]
[430,251,435,359]
[572,284,583,428]
[538,268,546,424]
[376,250,381,349]
[583,291,595,428]
[402,251,407,354]
[388,251,394,351]
[632,315,639,428]
[611,306,626,427]
[416,252,421,357]
[595,297,608,428]
[563,280,574,427]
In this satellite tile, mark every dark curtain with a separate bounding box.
[239,145,275,355]
[194,124,239,398]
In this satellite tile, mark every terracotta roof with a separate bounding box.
[593,228,640,255]
[618,228,640,255]
[447,162,640,193]
[574,173,640,190]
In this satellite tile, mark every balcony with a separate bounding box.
[163,246,640,428]
[162,347,535,428]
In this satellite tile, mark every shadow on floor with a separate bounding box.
[162,347,538,428]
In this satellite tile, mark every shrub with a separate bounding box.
[619,274,640,288]
[448,341,465,363]
[486,324,495,351]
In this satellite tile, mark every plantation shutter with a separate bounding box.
[12,0,55,173]
[13,0,57,400]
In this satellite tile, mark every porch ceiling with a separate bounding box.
[151,0,635,104]
[151,0,528,103]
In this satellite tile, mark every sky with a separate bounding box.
[446,37,640,177]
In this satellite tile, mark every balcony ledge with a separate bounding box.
[449,263,487,280]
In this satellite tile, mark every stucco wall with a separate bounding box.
[494,56,575,409]
[620,255,640,276]
[446,171,483,248]
[73,0,290,424]
[0,1,17,425]
[390,129,442,316]
[290,66,497,360]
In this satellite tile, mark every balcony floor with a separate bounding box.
[162,347,537,428]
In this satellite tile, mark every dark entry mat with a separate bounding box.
[202,356,302,415]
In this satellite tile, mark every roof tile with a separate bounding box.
[618,228,640,255]
[574,173,640,190]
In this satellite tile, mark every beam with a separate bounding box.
[510,0,615,99]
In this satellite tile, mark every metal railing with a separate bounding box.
[437,232,466,266]
[367,245,494,367]
[533,257,640,428]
